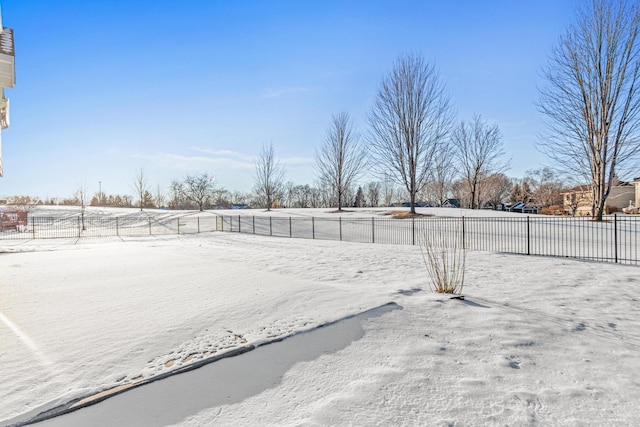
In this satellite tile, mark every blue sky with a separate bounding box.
[0,0,578,200]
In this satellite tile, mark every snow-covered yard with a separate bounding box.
[2,208,640,425]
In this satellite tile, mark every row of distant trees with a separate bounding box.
[3,165,565,213]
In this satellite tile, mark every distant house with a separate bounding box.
[623,178,640,213]
[389,201,430,208]
[0,209,27,231]
[562,183,636,216]
[508,202,540,214]
[442,199,460,208]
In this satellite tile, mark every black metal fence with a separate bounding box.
[217,214,640,265]
[2,212,638,265]
[0,213,219,240]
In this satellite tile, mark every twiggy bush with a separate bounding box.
[421,228,466,294]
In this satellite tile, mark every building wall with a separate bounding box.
[607,186,635,210]
[563,191,591,216]
[563,186,636,216]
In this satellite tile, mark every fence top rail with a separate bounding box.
[215,213,640,222]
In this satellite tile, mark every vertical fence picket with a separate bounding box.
[412,216,415,246]
[527,216,531,256]
[461,216,466,250]
[372,217,375,243]
[614,214,618,263]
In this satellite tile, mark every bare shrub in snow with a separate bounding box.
[421,227,466,294]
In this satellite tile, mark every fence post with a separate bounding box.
[372,217,375,243]
[289,217,292,238]
[253,216,255,234]
[339,216,342,241]
[32,217,36,239]
[526,216,531,256]
[116,217,119,236]
[312,217,315,239]
[221,216,224,232]
[461,216,466,250]
[77,216,81,238]
[197,217,200,234]
[270,216,272,236]
[614,213,618,263]
[412,216,415,246]
[177,217,180,235]
[238,215,241,233]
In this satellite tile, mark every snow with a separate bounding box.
[2,207,640,425]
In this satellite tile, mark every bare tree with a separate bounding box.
[525,167,565,207]
[365,181,381,207]
[316,180,336,208]
[315,112,367,211]
[510,179,534,204]
[538,0,640,220]
[369,53,454,214]
[133,168,149,211]
[424,139,457,206]
[74,183,88,231]
[168,180,187,209]
[213,188,231,208]
[380,173,399,207]
[483,173,513,209]
[254,142,285,211]
[230,190,251,206]
[183,172,216,211]
[452,115,505,209]
[154,185,166,209]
